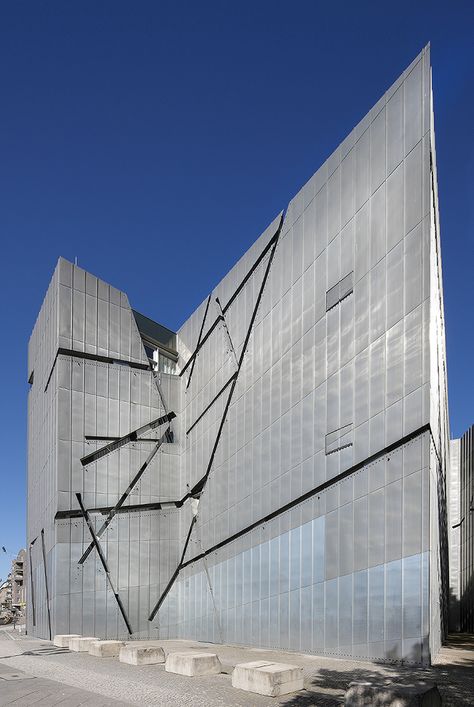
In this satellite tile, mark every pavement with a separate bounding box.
[0,626,473,706]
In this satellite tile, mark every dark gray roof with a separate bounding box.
[132,310,177,354]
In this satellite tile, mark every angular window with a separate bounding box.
[326,271,354,312]
[325,423,353,455]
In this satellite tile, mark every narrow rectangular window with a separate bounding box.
[326,271,354,312]
[325,423,353,455]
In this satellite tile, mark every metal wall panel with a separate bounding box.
[164,438,431,661]
[28,45,449,665]
[458,426,474,632]
[28,257,180,640]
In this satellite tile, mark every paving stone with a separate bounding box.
[53,634,81,648]
[232,660,304,697]
[119,644,165,665]
[165,651,221,676]
[89,640,125,658]
[345,681,442,706]
[2,632,474,707]
[0,657,131,706]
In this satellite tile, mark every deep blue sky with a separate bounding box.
[0,1,472,580]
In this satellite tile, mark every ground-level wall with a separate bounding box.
[162,431,433,664]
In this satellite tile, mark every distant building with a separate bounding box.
[0,549,26,614]
[449,425,474,632]
[448,438,461,630]
[11,549,26,612]
[28,45,450,664]
[0,579,11,609]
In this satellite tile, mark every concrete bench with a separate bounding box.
[53,634,81,648]
[88,640,125,658]
[165,651,221,677]
[345,681,442,706]
[120,644,165,665]
[69,637,98,652]
[232,661,304,697]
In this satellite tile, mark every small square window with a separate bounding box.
[325,423,353,455]
[326,271,354,312]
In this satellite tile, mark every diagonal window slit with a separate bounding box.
[180,423,431,571]
[179,226,281,377]
[44,348,149,392]
[148,513,197,622]
[215,297,238,369]
[148,213,285,619]
[186,294,211,391]
[78,429,170,565]
[81,411,175,466]
[186,374,237,436]
[76,493,133,635]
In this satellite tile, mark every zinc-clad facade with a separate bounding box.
[459,426,474,632]
[27,45,449,664]
[448,438,461,630]
[27,263,183,641]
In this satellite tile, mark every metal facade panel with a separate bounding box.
[28,46,448,665]
[28,255,173,640]
[161,433,430,661]
[458,426,474,632]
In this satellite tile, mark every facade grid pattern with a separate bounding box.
[27,45,449,665]
[459,426,474,632]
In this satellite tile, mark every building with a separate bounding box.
[11,549,26,612]
[27,45,450,664]
[459,426,474,632]
[0,549,26,615]
[449,426,474,632]
[448,438,461,630]
[0,579,11,610]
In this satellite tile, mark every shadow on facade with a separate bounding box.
[459,556,474,633]
[448,586,460,632]
[436,457,450,645]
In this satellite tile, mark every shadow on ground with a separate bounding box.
[279,638,474,707]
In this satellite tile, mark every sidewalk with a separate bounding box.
[0,660,131,706]
[1,627,473,706]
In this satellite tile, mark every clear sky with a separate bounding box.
[0,1,472,582]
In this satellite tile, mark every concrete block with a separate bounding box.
[88,640,125,658]
[120,645,165,665]
[345,681,442,706]
[165,651,221,677]
[69,637,98,652]
[53,634,81,648]
[232,661,304,697]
